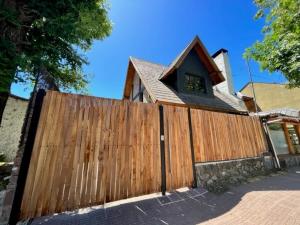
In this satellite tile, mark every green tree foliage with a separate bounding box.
[0,0,112,93]
[244,0,300,87]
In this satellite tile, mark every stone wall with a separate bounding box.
[278,155,300,168]
[0,95,28,161]
[195,156,275,193]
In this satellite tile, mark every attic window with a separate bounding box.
[184,73,206,94]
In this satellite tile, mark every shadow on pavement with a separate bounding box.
[29,168,300,225]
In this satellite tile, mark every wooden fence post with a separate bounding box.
[159,105,166,195]
[187,108,197,188]
[282,123,295,154]
[8,89,46,225]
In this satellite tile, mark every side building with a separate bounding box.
[240,82,300,111]
[0,94,28,161]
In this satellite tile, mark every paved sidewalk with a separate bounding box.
[30,168,300,225]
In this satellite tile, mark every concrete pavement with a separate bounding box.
[29,168,300,225]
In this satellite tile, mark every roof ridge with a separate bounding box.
[158,36,225,85]
[130,56,167,68]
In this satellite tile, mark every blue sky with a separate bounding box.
[12,0,285,99]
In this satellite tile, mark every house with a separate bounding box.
[123,36,248,114]
[240,82,300,111]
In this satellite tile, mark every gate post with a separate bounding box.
[4,89,46,225]
[187,108,197,188]
[159,105,166,195]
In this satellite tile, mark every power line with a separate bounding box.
[246,59,258,114]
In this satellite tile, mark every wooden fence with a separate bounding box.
[20,91,268,219]
[163,105,194,190]
[191,109,267,162]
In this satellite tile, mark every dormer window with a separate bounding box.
[184,73,207,94]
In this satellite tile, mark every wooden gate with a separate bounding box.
[163,105,194,191]
[20,91,167,219]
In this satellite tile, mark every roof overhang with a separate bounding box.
[159,36,225,85]
[156,99,248,115]
[122,58,157,102]
[267,116,300,124]
[123,59,135,99]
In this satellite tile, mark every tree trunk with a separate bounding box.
[0,0,35,125]
[0,60,15,126]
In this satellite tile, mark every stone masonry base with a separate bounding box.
[195,156,276,193]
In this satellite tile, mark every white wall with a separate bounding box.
[0,96,28,161]
[213,51,234,95]
[130,72,152,103]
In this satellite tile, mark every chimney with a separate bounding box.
[212,49,234,95]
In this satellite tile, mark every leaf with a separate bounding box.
[244,0,300,87]
[0,0,113,93]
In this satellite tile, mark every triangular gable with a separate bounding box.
[159,36,225,85]
[123,57,160,101]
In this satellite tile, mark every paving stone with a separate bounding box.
[30,167,300,225]
[157,196,171,205]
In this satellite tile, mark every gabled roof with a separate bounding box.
[159,36,225,85]
[123,57,247,113]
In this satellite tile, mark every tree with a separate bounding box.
[0,0,112,124]
[244,0,300,87]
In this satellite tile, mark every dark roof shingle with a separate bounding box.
[130,57,247,113]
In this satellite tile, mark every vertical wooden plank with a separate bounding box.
[84,103,96,206]
[58,94,78,211]
[66,96,85,209]
[79,100,92,206]
[194,109,205,162]
[187,108,197,187]
[172,107,179,189]
[40,93,67,215]
[29,92,61,217]
[257,118,267,153]
[106,101,117,202]
[282,123,295,154]
[115,101,125,200]
[96,99,111,204]
[129,103,137,198]
[109,102,118,201]
[74,98,89,207]
[121,101,129,198]
[144,104,150,194]
[90,100,102,204]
